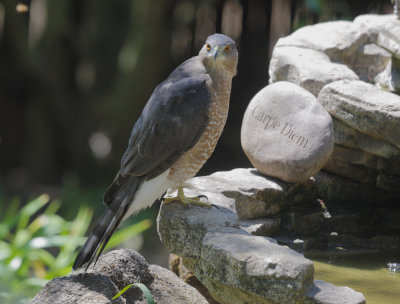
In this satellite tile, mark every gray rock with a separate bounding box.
[168,254,220,304]
[304,280,366,304]
[352,43,392,90]
[266,14,400,187]
[241,82,334,183]
[196,231,314,304]
[321,143,400,190]
[275,21,369,63]
[377,171,400,192]
[318,80,400,149]
[353,14,400,92]
[377,157,400,175]
[30,249,208,304]
[283,210,332,236]
[30,273,124,304]
[158,169,365,304]
[320,141,400,186]
[329,145,377,169]
[322,144,383,185]
[374,63,395,92]
[182,168,316,219]
[158,192,238,258]
[269,46,358,96]
[314,170,400,205]
[332,117,400,161]
[147,264,209,304]
[269,13,400,100]
[185,167,286,198]
[89,248,153,291]
[354,14,400,59]
[392,57,400,93]
[323,154,377,184]
[239,217,280,236]
[200,169,283,219]
[395,0,400,19]
[283,205,362,237]
[235,197,280,219]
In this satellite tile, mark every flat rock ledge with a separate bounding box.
[158,168,365,304]
[30,249,208,304]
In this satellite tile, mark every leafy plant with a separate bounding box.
[0,194,152,304]
[113,282,155,304]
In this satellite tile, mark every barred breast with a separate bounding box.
[167,73,232,185]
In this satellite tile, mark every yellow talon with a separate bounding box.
[163,186,211,207]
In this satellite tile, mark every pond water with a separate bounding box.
[309,251,400,304]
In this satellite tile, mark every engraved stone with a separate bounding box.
[241,81,334,183]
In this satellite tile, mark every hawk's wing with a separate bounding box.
[104,57,212,204]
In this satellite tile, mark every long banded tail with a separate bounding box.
[72,178,142,271]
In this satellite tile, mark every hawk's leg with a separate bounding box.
[163,186,211,207]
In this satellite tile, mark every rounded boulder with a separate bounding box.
[241,81,334,183]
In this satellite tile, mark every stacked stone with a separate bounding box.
[158,169,366,304]
[319,80,400,191]
[268,14,400,191]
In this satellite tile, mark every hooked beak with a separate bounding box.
[212,46,220,60]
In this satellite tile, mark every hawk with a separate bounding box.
[73,34,238,270]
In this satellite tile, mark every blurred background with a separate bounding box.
[0,0,395,302]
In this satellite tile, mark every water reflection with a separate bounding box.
[308,250,400,304]
[387,262,400,273]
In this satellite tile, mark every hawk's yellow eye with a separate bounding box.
[224,46,230,53]
[206,44,211,51]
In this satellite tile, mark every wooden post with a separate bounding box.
[393,0,400,19]
[269,0,291,59]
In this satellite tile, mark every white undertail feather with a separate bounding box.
[72,170,174,270]
[123,169,174,220]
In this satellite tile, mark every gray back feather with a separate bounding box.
[104,56,211,204]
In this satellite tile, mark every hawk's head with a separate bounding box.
[199,33,238,77]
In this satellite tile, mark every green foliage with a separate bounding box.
[0,195,152,304]
[112,282,155,304]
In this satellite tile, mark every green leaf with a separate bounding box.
[13,229,32,248]
[112,283,155,304]
[134,283,155,303]
[32,249,56,266]
[43,199,61,215]
[69,207,93,238]
[29,235,84,249]
[0,192,152,302]
[0,198,21,239]
[17,195,50,231]
[3,197,20,222]
[106,219,151,250]
[112,283,133,300]
[0,224,10,240]
[0,243,12,261]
